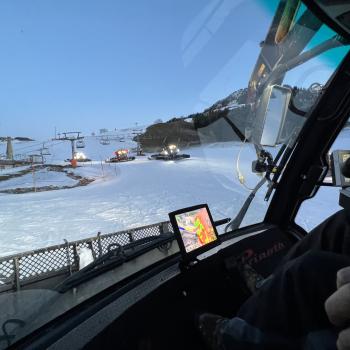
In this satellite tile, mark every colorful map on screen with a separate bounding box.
[175,207,217,253]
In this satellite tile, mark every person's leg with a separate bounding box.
[238,251,350,335]
[285,209,350,261]
[198,251,350,350]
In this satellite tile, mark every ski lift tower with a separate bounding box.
[41,143,51,156]
[38,143,51,164]
[6,137,13,160]
[52,132,84,160]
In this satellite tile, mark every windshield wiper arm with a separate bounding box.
[56,233,174,293]
[225,177,267,233]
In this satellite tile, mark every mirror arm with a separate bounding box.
[263,127,303,202]
[289,87,307,117]
[247,8,323,109]
[260,35,343,91]
[254,143,263,156]
[223,115,245,142]
[277,8,322,65]
[264,144,288,201]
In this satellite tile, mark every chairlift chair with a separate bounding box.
[76,140,85,149]
[41,147,51,156]
[100,137,110,145]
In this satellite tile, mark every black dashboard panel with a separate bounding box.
[12,225,298,350]
[85,250,245,350]
[84,226,295,350]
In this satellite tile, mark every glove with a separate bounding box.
[325,266,350,350]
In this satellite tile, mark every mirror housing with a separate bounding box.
[330,150,350,187]
[251,85,291,147]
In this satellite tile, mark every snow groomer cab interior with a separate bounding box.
[3,0,350,349]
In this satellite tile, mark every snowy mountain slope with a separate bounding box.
[204,88,247,112]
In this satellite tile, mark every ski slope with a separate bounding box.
[0,133,268,256]
[0,128,348,257]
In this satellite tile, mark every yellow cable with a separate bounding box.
[236,138,255,191]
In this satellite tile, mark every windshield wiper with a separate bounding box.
[225,176,267,232]
[56,233,175,293]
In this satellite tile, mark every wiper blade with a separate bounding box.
[56,233,174,293]
[225,176,267,232]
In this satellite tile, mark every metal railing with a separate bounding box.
[0,221,173,293]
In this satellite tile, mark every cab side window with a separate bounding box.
[295,125,350,231]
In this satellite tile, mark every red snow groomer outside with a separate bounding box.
[106,149,135,163]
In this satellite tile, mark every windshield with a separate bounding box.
[0,0,349,347]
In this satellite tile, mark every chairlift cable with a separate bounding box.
[13,139,64,153]
[12,141,44,152]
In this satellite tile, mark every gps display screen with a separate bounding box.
[174,207,218,253]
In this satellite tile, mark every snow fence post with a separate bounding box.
[160,222,170,235]
[128,230,134,243]
[13,257,20,291]
[97,232,103,257]
[63,239,72,276]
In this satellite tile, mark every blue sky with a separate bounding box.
[0,0,276,139]
[0,0,347,139]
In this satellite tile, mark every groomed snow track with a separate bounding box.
[0,221,173,294]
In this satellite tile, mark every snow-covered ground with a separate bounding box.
[0,132,268,256]
[0,127,349,257]
[0,168,77,191]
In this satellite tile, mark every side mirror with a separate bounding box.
[329,150,350,187]
[252,85,291,147]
